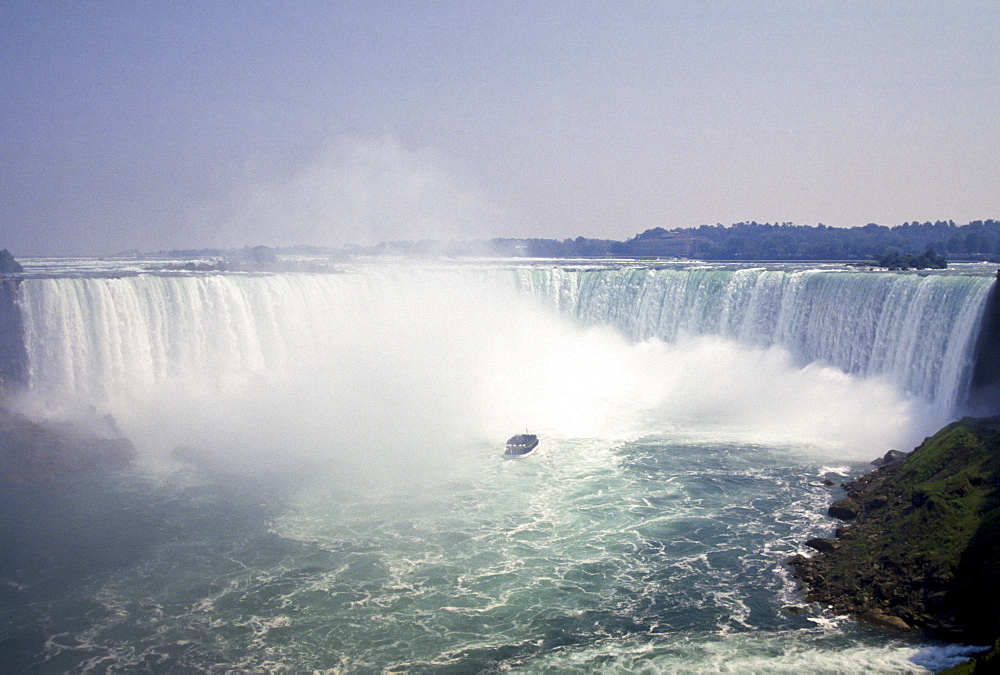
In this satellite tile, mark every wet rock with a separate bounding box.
[792,418,1000,644]
[0,406,135,482]
[828,497,860,520]
[805,538,838,553]
[860,610,911,632]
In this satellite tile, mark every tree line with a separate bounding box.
[63,219,1000,264]
[447,219,1000,262]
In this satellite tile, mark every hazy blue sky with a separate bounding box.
[3,1,999,255]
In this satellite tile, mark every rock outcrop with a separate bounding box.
[0,249,23,275]
[788,417,1000,643]
[0,279,27,392]
[0,406,135,483]
[827,496,860,520]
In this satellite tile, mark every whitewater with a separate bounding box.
[0,259,995,671]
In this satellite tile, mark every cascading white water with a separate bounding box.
[13,264,994,463]
[506,266,993,416]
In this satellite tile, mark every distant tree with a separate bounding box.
[874,247,946,270]
[246,245,277,264]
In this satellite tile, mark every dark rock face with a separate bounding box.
[827,497,860,520]
[789,417,1000,642]
[805,538,838,553]
[0,280,27,392]
[0,407,135,483]
[967,282,1000,417]
[860,610,911,632]
[0,250,23,275]
[871,449,910,467]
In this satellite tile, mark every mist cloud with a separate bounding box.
[206,136,509,248]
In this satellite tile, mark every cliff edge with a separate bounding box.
[788,416,1000,645]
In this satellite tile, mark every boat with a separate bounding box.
[504,432,538,457]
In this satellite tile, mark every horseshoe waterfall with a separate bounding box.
[0,261,996,672]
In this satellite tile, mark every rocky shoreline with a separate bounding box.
[0,406,135,483]
[787,416,1000,668]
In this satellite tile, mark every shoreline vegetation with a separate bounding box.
[788,417,1000,672]
[5,220,999,268]
[149,219,1000,264]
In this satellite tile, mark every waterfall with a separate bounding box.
[19,272,394,410]
[507,266,993,416]
[9,264,994,456]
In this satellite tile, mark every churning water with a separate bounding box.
[0,260,994,671]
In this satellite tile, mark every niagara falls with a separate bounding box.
[0,257,996,671]
[5,2,1000,672]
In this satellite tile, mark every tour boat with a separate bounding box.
[504,432,538,457]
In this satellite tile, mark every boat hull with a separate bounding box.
[504,434,539,457]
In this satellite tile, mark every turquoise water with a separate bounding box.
[0,436,980,672]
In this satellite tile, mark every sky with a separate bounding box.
[2,1,999,256]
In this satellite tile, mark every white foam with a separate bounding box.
[13,263,985,479]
